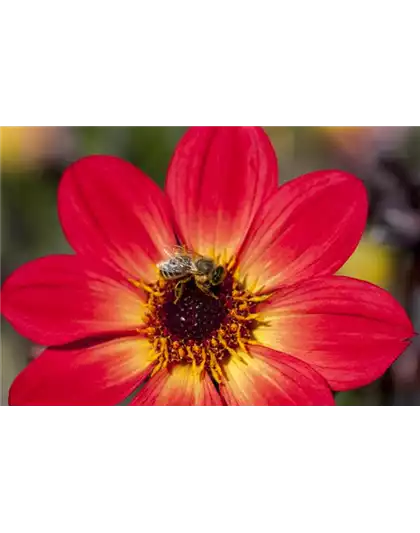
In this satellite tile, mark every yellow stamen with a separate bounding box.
[138,281,164,298]
[236,327,249,354]
[233,293,271,303]
[128,278,142,288]
[209,351,223,383]
[227,256,237,272]
[147,347,159,363]
[150,359,163,377]
[246,277,259,293]
[185,346,195,362]
[192,359,198,374]
[218,332,236,357]
[248,293,272,303]
[198,347,207,375]
[150,339,161,361]
[161,339,170,370]
[231,310,260,322]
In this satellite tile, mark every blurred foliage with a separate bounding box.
[406,127,420,168]
[265,127,339,181]
[72,127,187,187]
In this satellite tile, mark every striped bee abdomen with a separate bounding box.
[158,255,194,280]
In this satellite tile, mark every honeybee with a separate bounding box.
[158,245,225,303]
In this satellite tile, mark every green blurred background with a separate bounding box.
[1,127,420,406]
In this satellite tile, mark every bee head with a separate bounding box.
[210,265,225,286]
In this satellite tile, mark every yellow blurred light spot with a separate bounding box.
[0,127,57,172]
[321,127,377,155]
[338,234,397,290]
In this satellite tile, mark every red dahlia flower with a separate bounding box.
[1,127,414,405]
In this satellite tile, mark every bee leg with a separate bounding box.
[174,276,191,304]
[196,281,218,300]
[174,283,184,304]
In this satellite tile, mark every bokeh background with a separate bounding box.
[1,126,420,406]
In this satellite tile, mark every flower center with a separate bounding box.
[136,268,270,384]
[161,279,229,342]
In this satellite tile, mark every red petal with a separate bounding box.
[219,346,335,406]
[256,276,414,390]
[165,127,278,262]
[131,365,222,406]
[9,337,152,406]
[238,170,368,292]
[58,155,177,283]
[1,255,145,345]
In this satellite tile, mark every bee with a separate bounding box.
[157,245,226,303]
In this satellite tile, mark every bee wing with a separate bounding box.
[174,244,191,256]
[161,244,208,269]
[172,253,198,273]
[162,244,191,258]
[185,260,199,273]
